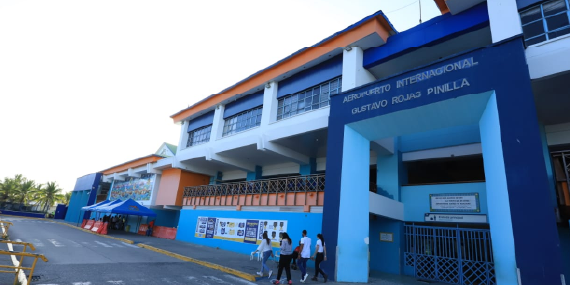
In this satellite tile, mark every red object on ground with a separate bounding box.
[138,224,148,235]
[100,222,108,235]
[91,221,104,233]
[81,219,87,228]
[83,220,95,230]
[151,226,177,239]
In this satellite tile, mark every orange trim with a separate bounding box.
[434,0,450,14]
[101,156,162,175]
[171,16,392,123]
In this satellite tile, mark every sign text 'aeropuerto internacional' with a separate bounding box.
[343,57,478,115]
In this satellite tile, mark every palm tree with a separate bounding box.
[0,174,23,203]
[13,179,35,208]
[64,192,72,205]
[32,182,64,213]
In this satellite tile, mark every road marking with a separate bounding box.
[33,239,44,247]
[204,276,234,284]
[95,241,113,248]
[224,275,258,285]
[0,224,27,285]
[110,243,124,248]
[81,241,95,247]
[47,239,65,247]
[72,283,92,285]
[68,240,82,247]
[121,242,139,248]
[107,281,125,284]
[161,278,185,284]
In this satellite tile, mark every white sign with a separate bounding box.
[425,213,487,224]
[430,193,480,212]
[380,232,393,242]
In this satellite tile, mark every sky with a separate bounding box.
[0,0,440,193]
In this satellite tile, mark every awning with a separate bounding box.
[95,199,156,217]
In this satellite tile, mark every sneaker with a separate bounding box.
[303,274,309,282]
[300,279,305,284]
[272,280,280,285]
[311,277,318,281]
[323,274,328,283]
[288,281,292,285]
[269,270,273,278]
[257,271,263,276]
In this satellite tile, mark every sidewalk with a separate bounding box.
[59,219,442,285]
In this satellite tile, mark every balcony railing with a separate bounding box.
[183,174,325,207]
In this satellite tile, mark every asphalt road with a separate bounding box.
[0,216,261,285]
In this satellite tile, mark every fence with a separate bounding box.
[404,224,495,285]
[183,174,326,207]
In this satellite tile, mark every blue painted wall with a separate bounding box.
[376,149,401,201]
[479,94,518,284]
[336,126,370,282]
[224,92,264,119]
[66,173,101,223]
[369,217,403,275]
[154,209,180,228]
[399,124,480,152]
[177,209,322,267]
[187,110,215,132]
[323,39,564,283]
[363,3,489,69]
[277,55,342,98]
[246,166,262,181]
[300,158,317,175]
[1,210,45,218]
[401,183,487,222]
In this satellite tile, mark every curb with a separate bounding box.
[0,214,135,244]
[137,244,258,282]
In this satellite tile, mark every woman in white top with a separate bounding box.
[310,233,328,282]
[252,231,274,278]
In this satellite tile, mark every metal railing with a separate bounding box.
[183,174,325,206]
[0,241,48,284]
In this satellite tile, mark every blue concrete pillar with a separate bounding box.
[246,166,262,181]
[209,171,223,184]
[337,126,370,282]
[376,140,401,201]
[539,124,557,208]
[300,158,317,175]
[481,93,563,284]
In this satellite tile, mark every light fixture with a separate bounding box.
[265,82,271,89]
[345,46,352,52]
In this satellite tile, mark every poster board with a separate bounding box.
[195,216,287,247]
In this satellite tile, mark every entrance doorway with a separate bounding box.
[404,224,495,285]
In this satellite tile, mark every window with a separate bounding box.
[405,155,485,185]
[520,0,570,46]
[222,106,262,137]
[187,125,212,147]
[277,77,341,121]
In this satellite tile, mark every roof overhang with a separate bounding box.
[100,155,165,175]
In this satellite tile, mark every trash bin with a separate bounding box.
[126,225,131,232]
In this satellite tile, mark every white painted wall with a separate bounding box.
[487,0,522,43]
[342,47,376,92]
[526,35,570,79]
[402,143,482,161]
[262,162,300,177]
[369,191,404,221]
[221,170,247,181]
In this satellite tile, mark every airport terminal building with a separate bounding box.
[67,0,570,284]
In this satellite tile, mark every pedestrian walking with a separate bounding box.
[310,233,328,282]
[297,230,311,283]
[146,219,155,236]
[273,232,293,285]
[251,231,274,278]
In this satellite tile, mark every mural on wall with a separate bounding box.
[109,174,155,201]
[195,216,287,247]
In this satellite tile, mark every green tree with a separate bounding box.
[32,182,64,213]
[13,179,35,207]
[0,174,23,203]
[64,191,72,205]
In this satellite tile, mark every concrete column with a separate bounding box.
[210,104,226,141]
[336,126,370,282]
[376,137,402,201]
[246,166,262,181]
[300,158,317,175]
[261,81,278,126]
[539,124,557,208]
[487,0,523,43]
[342,47,376,92]
[177,121,189,152]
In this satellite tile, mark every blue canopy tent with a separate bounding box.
[76,199,112,226]
[77,199,123,226]
[93,199,156,233]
